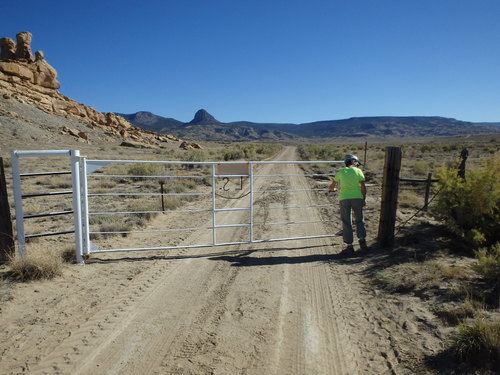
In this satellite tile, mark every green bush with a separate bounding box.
[473,242,500,290]
[449,319,500,367]
[432,156,500,246]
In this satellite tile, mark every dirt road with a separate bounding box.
[0,146,434,374]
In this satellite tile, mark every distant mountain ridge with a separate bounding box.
[119,110,500,142]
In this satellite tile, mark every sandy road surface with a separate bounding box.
[1,146,421,375]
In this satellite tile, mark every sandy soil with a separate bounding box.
[0,146,447,375]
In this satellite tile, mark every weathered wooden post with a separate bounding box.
[423,172,433,211]
[377,147,402,247]
[0,157,15,262]
[363,141,368,168]
[457,148,468,180]
[159,181,165,211]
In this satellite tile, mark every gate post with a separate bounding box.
[0,157,14,262]
[70,150,84,264]
[211,164,217,246]
[11,151,26,257]
[249,162,254,242]
[377,147,402,247]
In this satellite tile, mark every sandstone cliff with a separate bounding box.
[0,31,181,147]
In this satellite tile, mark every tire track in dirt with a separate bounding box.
[268,154,359,375]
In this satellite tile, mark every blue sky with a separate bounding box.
[1,0,499,123]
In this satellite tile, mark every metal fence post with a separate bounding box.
[70,150,84,264]
[211,164,217,246]
[250,162,254,242]
[11,151,26,257]
[79,156,90,257]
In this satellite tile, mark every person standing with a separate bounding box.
[329,154,367,255]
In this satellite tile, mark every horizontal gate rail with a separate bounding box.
[255,188,326,193]
[23,210,74,219]
[88,192,210,197]
[90,234,338,254]
[88,173,210,179]
[25,230,75,239]
[20,170,72,177]
[22,190,73,198]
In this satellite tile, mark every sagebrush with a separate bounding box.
[432,155,500,246]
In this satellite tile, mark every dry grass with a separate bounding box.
[398,190,422,208]
[437,294,487,325]
[375,260,468,293]
[449,318,500,367]
[473,243,500,290]
[8,245,63,281]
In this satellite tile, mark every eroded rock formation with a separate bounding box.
[0,31,182,147]
[0,31,59,89]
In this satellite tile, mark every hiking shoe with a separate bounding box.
[339,245,355,256]
[359,239,368,251]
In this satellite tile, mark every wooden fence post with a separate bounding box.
[0,157,15,262]
[363,141,368,168]
[423,172,433,211]
[377,147,402,247]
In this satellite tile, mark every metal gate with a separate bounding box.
[12,150,343,263]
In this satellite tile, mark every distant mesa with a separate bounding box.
[189,109,220,125]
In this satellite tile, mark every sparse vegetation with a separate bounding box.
[473,242,500,291]
[449,319,500,368]
[398,190,421,208]
[127,163,162,180]
[411,160,430,176]
[375,260,466,293]
[8,247,63,281]
[432,155,500,246]
[298,144,344,161]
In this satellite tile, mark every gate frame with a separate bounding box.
[11,150,343,263]
[80,158,343,257]
[11,150,85,263]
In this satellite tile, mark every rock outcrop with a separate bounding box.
[179,141,203,150]
[0,31,59,89]
[0,31,182,147]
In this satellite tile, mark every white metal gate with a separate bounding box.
[12,150,343,263]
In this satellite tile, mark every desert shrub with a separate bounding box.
[9,248,63,281]
[127,163,162,180]
[473,243,500,290]
[90,215,132,238]
[398,190,421,208]
[127,198,160,222]
[411,160,430,176]
[298,144,343,161]
[60,246,76,263]
[432,156,500,246]
[449,319,500,367]
[182,150,205,169]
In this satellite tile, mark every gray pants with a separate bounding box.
[339,199,366,245]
